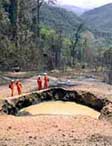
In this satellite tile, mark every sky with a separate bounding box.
[57,0,112,8]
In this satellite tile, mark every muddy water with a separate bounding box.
[20,101,100,119]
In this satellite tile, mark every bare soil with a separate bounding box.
[0,115,112,146]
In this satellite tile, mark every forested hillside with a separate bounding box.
[38,4,82,36]
[0,0,111,73]
[82,3,112,32]
[0,0,85,71]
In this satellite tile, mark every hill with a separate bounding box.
[38,4,83,36]
[59,4,88,16]
[82,3,112,32]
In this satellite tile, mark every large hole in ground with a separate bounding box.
[2,88,111,119]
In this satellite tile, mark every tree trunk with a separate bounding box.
[15,0,20,49]
[108,70,112,84]
[37,0,40,38]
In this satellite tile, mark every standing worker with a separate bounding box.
[44,73,49,89]
[37,75,42,90]
[16,79,22,95]
[9,80,15,96]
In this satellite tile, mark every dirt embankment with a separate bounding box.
[1,88,108,114]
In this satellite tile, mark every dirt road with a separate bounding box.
[0,73,112,99]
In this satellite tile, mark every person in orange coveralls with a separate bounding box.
[9,80,15,96]
[44,73,49,89]
[37,75,42,90]
[16,80,22,95]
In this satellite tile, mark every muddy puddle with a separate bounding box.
[19,101,100,118]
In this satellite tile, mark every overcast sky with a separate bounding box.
[57,0,112,8]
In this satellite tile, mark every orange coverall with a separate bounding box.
[37,77,42,90]
[44,75,49,89]
[9,81,15,96]
[16,81,22,95]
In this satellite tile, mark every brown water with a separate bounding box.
[20,101,100,119]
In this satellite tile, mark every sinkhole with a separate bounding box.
[2,88,111,119]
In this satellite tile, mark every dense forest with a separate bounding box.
[0,0,112,82]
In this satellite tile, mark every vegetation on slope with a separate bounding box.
[0,0,111,78]
[82,3,112,32]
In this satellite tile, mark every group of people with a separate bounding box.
[9,80,22,96]
[9,73,49,97]
[37,73,49,90]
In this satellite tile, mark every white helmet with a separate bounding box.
[44,73,47,75]
[38,75,41,78]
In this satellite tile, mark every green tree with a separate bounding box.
[103,48,112,84]
[35,0,56,39]
[70,23,83,65]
